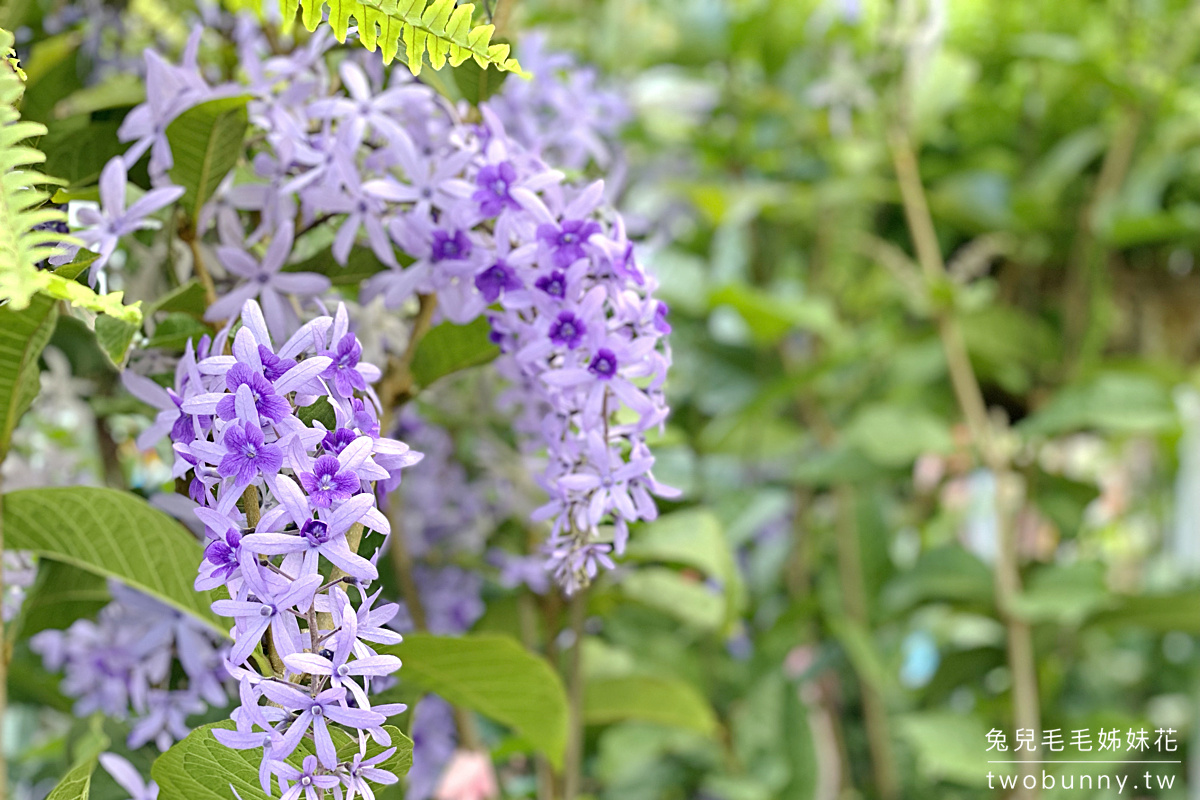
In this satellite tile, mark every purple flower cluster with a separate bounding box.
[134,298,421,796]
[76,24,673,592]
[30,582,229,751]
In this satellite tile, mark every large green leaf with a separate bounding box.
[0,291,57,457]
[386,633,568,766]
[410,317,500,388]
[2,487,224,637]
[153,721,411,800]
[584,676,717,735]
[166,96,250,221]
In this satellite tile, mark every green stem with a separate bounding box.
[562,590,587,800]
[888,126,1041,799]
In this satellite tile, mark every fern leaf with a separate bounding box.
[286,0,527,77]
[0,28,142,325]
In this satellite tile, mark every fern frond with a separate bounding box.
[283,0,527,77]
[0,28,142,325]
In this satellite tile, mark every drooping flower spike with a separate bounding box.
[139,299,420,795]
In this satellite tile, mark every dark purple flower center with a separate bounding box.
[549,312,586,349]
[535,271,567,298]
[431,230,471,262]
[302,518,330,546]
[589,349,618,380]
[322,428,356,454]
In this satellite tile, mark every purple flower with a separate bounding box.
[536,219,601,269]
[195,511,244,591]
[76,158,184,281]
[322,427,358,455]
[118,28,216,177]
[204,222,331,341]
[211,570,320,666]
[257,682,384,768]
[240,492,381,582]
[216,364,291,423]
[320,333,368,397]
[548,311,587,350]
[298,454,359,508]
[284,597,400,706]
[307,61,423,147]
[271,755,339,800]
[340,746,400,798]
[122,370,190,449]
[259,345,297,382]
[472,162,521,216]
[654,301,671,334]
[474,260,522,303]
[588,348,618,379]
[218,422,283,487]
[431,229,472,263]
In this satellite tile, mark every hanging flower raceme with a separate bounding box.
[73,24,675,594]
[137,298,421,797]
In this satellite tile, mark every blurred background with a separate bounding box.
[13,0,1200,797]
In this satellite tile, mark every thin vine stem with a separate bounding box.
[888,125,1041,799]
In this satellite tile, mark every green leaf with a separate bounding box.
[46,718,110,800]
[625,510,728,577]
[843,404,954,468]
[9,559,109,642]
[287,247,392,287]
[298,397,337,429]
[2,486,224,637]
[149,280,208,316]
[881,546,994,612]
[385,633,568,767]
[452,55,509,105]
[1020,372,1177,436]
[410,317,500,387]
[0,292,58,457]
[620,567,725,630]
[1089,591,1200,633]
[584,676,717,735]
[897,711,989,787]
[145,313,212,351]
[153,721,411,800]
[709,284,839,344]
[624,509,745,624]
[94,315,138,367]
[1011,561,1113,624]
[280,0,526,77]
[166,96,250,221]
